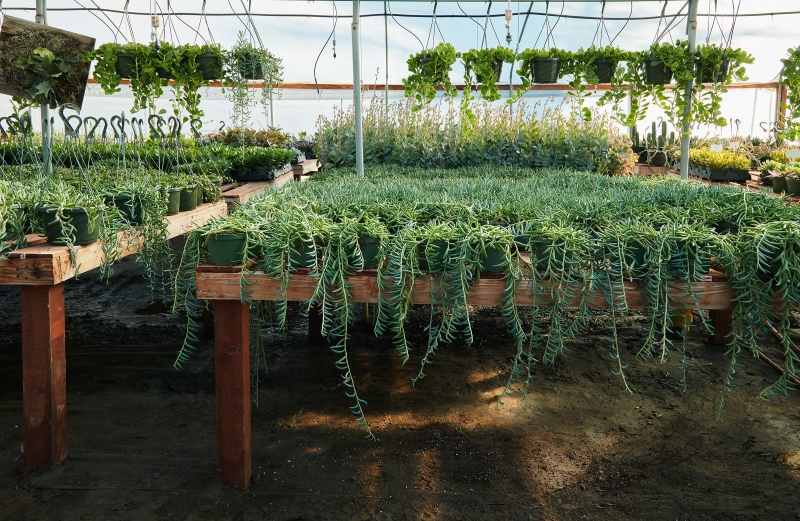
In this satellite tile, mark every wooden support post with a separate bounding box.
[20,284,67,470]
[308,302,324,342]
[708,309,733,346]
[214,300,251,490]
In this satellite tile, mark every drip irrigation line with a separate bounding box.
[388,0,424,49]
[313,1,338,95]
[7,6,795,20]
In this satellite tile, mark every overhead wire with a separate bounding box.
[388,0,424,49]
[314,1,338,95]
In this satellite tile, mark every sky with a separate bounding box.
[0,0,798,135]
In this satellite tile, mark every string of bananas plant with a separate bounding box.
[171,165,800,440]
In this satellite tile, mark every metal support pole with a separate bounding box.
[384,0,389,112]
[679,0,698,181]
[352,0,364,177]
[36,0,52,174]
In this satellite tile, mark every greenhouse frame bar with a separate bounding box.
[345,0,695,180]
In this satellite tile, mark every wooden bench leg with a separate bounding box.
[709,309,733,345]
[214,300,251,490]
[20,284,67,470]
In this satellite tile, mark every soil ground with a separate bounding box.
[0,242,799,521]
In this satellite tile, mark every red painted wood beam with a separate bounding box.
[214,300,251,490]
[20,284,67,470]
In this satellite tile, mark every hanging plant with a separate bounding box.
[563,46,632,120]
[85,42,165,114]
[510,48,573,103]
[157,42,210,123]
[224,32,283,128]
[461,46,515,102]
[694,44,752,84]
[779,47,800,141]
[402,42,458,110]
[597,51,648,128]
[11,46,78,109]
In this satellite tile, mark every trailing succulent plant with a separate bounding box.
[173,165,800,439]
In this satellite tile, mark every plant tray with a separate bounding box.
[698,168,751,183]
[230,163,291,182]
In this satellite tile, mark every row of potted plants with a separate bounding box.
[404,41,753,130]
[171,165,800,439]
[761,160,800,196]
[675,148,751,182]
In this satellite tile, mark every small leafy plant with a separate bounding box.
[12,46,78,108]
[402,43,459,110]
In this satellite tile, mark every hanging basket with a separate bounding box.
[207,233,248,266]
[115,53,136,79]
[696,58,729,84]
[196,54,221,80]
[475,59,505,84]
[643,58,673,85]
[591,59,615,84]
[237,53,264,80]
[36,206,101,246]
[530,58,561,84]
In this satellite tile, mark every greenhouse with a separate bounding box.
[1,0,800,519]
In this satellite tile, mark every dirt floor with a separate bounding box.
[1,242,799,520]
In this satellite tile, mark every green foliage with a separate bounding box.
[172,165,800,437]
[512,47,573,102]
[12,46,77,109]
[402,43,459,110]
[85,42,164,114]
[780,47,800,141]
[686,148,751,171]
[316,98,634,175]
[461,46,515,104]
[224,32,283,128]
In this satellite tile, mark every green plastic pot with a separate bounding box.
[290,239,316,268]
[773,176,788,194]
[204,178,223,203]
[419,239,448,272]
[670,241,711,280]
[532,238,574,269]
[36,206,101,246]
[196,54,221,80]
[104,194,143,226]
[166,188,182,215]
[786,177,800,196]
[180,186,198,212]
[482,245,507,273]
[531,58,561,84]
[643,58,673,85]
[359,237,382,269]
[591,59,615,83]
[115,53,135,79]
[207,233,247,266]
[194,185,204,208]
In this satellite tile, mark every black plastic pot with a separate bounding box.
[647,151,667,167]
[196,54,221,80]
[643,58,673,85]
[36,206,101,246]
[156,66,170,79]
[760,170,773,186]
[531,58,561,84]
[115,53,136,79]
[305,150,317,160]
[697,58,729,84]
[237,55,264,80]
[104,194,143,226]
[591,59,615,84]
[773,176,787,194]
[713,221,739,235]
[476,59,504,84]
[207,233,247,266]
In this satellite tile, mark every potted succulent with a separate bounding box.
[572,45,630,84]
[196,43,224,81]
[402,42,459,110]
[34,183,104,246]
